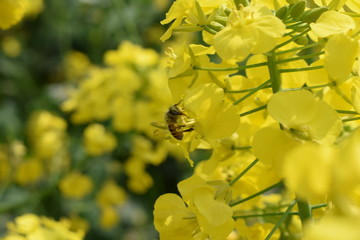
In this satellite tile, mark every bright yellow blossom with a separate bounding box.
[160,0,230,41]
[324,33,358,83]
[267,90,342,144]
[253,90,342,175]
[183,83,239,140]
[154,175,234,240]
[310,11,356,38]
[213,5,285,62]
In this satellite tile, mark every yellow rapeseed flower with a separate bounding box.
[59,171,93,199]
[0,0,25,30]
[15,158,43,185]
[83,124,117,156]
[213,5,285,62]
[154,175,234,240]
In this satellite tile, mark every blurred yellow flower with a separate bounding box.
[8,214,40,234]
[4,214,84,240]
[96,180,127,207]
[99,205,119,229]
[104,41,159,67]
[305,215,360,240]
[0,150,11,182]
[15,158,43,185]
[59,171,93,199]
[83,124,117,156]
[235,220,280,240]
[1,36,22,57]
[22,0,44,17]
[0,0,25,30]
[283,143,335,200]
[63,51,94,81]
[27,111,68,160]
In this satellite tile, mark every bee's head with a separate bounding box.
[168,105,184,116]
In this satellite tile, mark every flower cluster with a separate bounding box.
[1,214,84,240]
[61,41,183,194]
[154,0,360,239]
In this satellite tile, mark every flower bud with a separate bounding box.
[294,35,309,45]
[300,7,328,23]
[276,5,289,20]
[289,1,306,20]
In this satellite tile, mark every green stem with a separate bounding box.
[233,211,299,219]
[279,65,323,73]
[311,203,328,209]
[265,200,297,240]
[275,42,321,56]
[286,21,305,29]
[276,51,324,64]
[267,51,282,93]
[284,29,298,37]
[233,80,272,105]
[297,199,313,226]
[229,159,258,187]
[193,61,268,72]
[240,105,267,117]
[275,29,311,50]
[232,146,252,150]
[224,84,271,93]
[229,181,283,207]
[342,116,360,122]
[336,110,359,115]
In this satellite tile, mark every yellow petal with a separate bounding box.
[324,33,358,83]
[251,15,286,54]
[213,25,257,61]
[252,127,297,175]
[310,11,356,38]
[351,77,360,113]
[267,90,317,128]
[153,194,197,240]
[283,143,335,200]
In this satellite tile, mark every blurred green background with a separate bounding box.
[0,0,199,239]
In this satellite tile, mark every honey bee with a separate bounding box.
[165,103,194,140]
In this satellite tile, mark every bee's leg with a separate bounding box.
[182,127,194,132]
[151,122,168,129]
